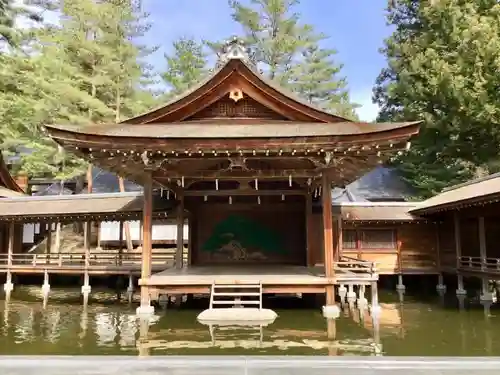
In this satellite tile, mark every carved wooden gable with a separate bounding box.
[184,94,288,121]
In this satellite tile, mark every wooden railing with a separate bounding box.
[333,256,378,280]
[0,251,183,269]
[458,256,500,273]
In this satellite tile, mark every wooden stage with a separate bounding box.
[141,264,378,295]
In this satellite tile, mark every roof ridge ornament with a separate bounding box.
[216,36,255,69]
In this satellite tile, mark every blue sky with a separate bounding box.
[142,0,393,121]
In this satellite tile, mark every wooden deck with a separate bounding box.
[142,259,378,295]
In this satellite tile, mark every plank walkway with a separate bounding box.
[0,356,499,375]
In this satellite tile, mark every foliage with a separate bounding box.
[161,36,208,98]
[224,0,359,119]
[375,0,500,198]
[0,0,156,179]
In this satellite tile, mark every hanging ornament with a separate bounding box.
[289,175,292,187]
[257,196,261,205]
[255,178,258,190]
[167,190,170,199]
[204,195,208,202]
[181,176,185,187]
[281,194,285,201]
[215,179,219,190]
[229,196,232,205]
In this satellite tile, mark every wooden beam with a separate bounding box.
[176,195,184,269]
[140,170,153,306]
[183,189,306,197]
[155,169,319,180]
[321,174,335,305]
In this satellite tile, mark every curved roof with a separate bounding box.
[0,152,24,195]
[122,49,351,124]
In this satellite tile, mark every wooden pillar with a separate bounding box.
[46,223,52,254]
[7,222,14,267]
[478,217,487,270]
[434,223,441,271]
[176,195,184,269]
[305,192,313,266]
[118,220,124,265]
[84,221,91,267]
[140,170,153,307]
[335,216,342,262]
[453,212,462,269]
[187,214,192,266]
[322,174,335,305]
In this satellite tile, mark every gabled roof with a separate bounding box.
[411,173,500,215]
[45,38,421,144]
[123,38,350,125]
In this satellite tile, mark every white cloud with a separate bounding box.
[351,88,380,122]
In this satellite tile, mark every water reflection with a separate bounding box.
[1,287,500,355]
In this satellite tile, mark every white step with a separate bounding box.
[212,300,261,305]
[212,292,261,296]
[212,284,261,289]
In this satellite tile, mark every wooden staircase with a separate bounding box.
[209,281,263,309]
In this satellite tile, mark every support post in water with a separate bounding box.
[41,269,50,308]
[81,221,92,306]
[127,274,134,304]
[4,222,15,300]
[370,281,381,316]
[396,274,405,292]
[321,174,339,319]
[137,169,154,317]
[357,284,368,308]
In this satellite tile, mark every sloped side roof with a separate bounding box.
[333,202,423,222]
[0,152,24,194]
[411,173,500,215]
[0,192,175,222]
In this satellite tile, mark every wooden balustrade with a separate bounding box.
[333,256,378,281]
[458,256,500,273]
[0,251,184,270]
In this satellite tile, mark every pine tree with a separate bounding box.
[1,0,155,179]
[289,43,359,119]
[161,36,208,98]
[222,0,358,118]
[374,0,500,198]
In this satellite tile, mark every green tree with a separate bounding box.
[161,36,208,97]
[289,43,359,119]
[221,0,358,118]
[374,0,500,198]
[0,0,155,179]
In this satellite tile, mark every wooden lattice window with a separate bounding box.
[342,229,397,250]
[342,229,357,249]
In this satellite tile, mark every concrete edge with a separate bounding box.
[1,356,500,369]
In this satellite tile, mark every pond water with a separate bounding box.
[0,286,499,356]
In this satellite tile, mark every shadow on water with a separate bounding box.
[1,285,500,356]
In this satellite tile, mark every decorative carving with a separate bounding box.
[216,36,254,68]
[228,87,244,102]
[225,156,249,172]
